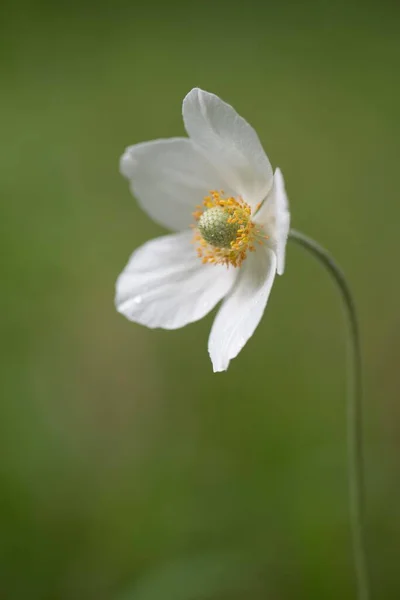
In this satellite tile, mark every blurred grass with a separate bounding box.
[1,0,400,598]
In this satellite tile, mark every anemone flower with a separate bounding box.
[116,88,290,371]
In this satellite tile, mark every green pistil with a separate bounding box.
[198,207,242,248]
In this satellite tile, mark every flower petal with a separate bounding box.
[182,88,274,208]
[116,231,237,330]
[255,168,290,275]
[208,247,277,372]
[120,138,231,232]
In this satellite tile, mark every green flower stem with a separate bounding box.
[289,229,370,600]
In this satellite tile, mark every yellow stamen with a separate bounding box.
[192,190,268,268]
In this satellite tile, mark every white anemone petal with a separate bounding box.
[208,247,277,372]
[120,138,231,232]
[255,168,290,275]
[116,231,237,330]
[183,88,274,209]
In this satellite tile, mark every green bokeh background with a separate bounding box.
[1,0,399,598]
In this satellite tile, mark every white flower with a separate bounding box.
[116,88,290,372]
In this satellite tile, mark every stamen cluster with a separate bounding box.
[192,191,267,267]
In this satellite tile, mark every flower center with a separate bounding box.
[192,190,267,268]
[198,206,243,248]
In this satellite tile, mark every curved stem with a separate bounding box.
[289,228,370,600]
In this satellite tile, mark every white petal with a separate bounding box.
[208,247,277,372]
[182,88,274,208]
[255,168,290,275]
[116,231,237,330]
[120,138,231,232]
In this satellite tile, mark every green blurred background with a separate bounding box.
[1,0,399,598]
